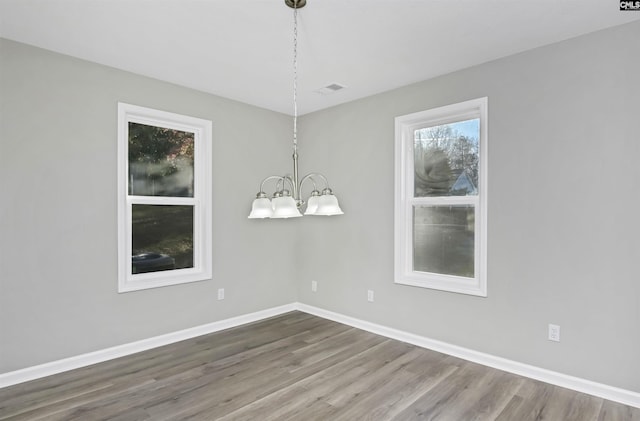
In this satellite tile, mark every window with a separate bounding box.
[395,98,487,296]
[118,103,212,292]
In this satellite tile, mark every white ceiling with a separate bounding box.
[1,0,638,115]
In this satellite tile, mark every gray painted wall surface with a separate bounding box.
[1,20,639,394]
[296,21,640,392]
[0,38,297,373]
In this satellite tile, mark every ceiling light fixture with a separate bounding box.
[248,0,343,219]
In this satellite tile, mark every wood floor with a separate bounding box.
[1,312,639,421]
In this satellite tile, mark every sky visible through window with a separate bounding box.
[453,119,479,140]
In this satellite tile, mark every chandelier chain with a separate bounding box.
[292,6,298,151]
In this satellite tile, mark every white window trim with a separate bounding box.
[117,103,212,293]
[394,97,488,297]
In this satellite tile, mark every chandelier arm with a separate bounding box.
[300,173,330,190]
[282,175,296,193]
[258,175,288,194]
[299,173,321,192]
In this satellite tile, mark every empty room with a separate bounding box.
[0,0,639,419]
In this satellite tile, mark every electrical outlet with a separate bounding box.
[311,280,317,292]
[548,324,560,342]
[217,288,225,301]
[367,290,374,302]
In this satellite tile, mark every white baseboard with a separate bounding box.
[2,301,638,409]
[0,303,297,389]
[296,303,640,409]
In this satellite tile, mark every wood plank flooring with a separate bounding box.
[1,311,639,420]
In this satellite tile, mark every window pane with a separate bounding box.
[128,122,194,197]
[414,118,479,197]
[413,205,474,278]
[132,205,194,274]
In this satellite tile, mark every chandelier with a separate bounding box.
[248,0,343,219]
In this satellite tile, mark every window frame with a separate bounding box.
[394,97,488,297]
[117,103,212,293]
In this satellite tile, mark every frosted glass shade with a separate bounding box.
[271,196,302,218]
[314,194,344,216]
[304,195,320,215]
[248,198,274,219]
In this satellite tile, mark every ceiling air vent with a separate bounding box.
[314,83,347,95]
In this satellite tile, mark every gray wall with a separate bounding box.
[1,20,639,394]
[0,38,297,373]
[296,21,640,393]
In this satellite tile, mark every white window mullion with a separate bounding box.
[410,196,478,207]
[128,196,197,206]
